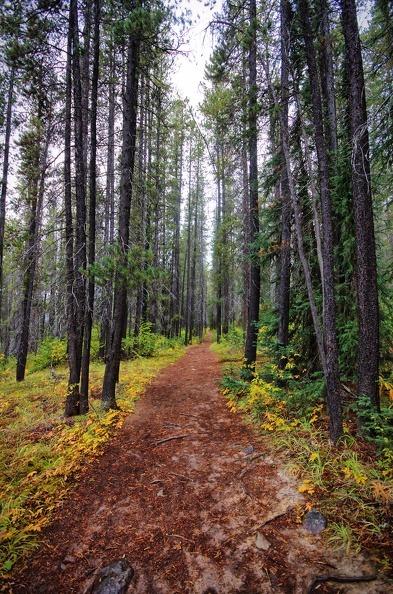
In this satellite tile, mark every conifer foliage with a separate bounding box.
[0,0,391,442]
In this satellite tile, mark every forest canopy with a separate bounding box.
[0,0,392,444]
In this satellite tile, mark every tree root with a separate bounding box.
[308,573,376,593]
[154,434,190,446]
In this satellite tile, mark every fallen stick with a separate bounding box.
[308,574,376,593]
[179,413,198,418]
[165,533,193,543]
[154,434,190,446]
[169,472,191,481]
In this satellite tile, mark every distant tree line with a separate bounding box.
[1,0,392,442]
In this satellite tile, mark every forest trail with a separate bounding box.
[8,338,391,594]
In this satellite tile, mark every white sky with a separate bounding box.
[172,0,223,107]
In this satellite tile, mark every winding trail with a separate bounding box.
[9,339,390,593]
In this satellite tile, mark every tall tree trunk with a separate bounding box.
[215,143,222,344]
[184,139,193,346]
[16,120,49,382]
[244,0,260,370]
[102,32,140,411]
[72,0,87,372]
[277,0,292,368]
[189,153,200,342]
[64,0,80,417]
[221,158,229,336]
[99,46,116,359]
[0,68,14,335]
[242,123,250,335]
[81,0,92,181]
[299,0,342,443]
[318,0,338,161]
[80,0,100,413]
[170,113,183,339]
[341,0,380,413]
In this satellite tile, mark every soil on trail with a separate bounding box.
[8,339,392,593]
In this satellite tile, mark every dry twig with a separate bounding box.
[154,434,190,446]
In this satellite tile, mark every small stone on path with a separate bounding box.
[303,510,327,535]
[92,558,134,594]
[243,445,254,454]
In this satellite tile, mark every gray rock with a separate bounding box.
[92,558,134,594]
[243,445,254,455]
[303,510,327,535]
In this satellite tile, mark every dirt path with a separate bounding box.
[8,340,391,593]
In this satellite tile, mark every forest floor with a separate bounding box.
[6,337,393,594]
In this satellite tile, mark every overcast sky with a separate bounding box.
[172,0,223,107]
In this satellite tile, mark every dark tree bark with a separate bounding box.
[64,0,87,416]
[80,0,100,413]
[64,0,81,417]
[99,43,116,359]
[184,138,193,346]
[299,0,342,443]
[244,0,261,370]
[102,31,140,411]
[318,0,338,161]
[16,119,49,382]
[169,107,184,339]
[221,154,229,336]
[215,143,222,344]
[277,0,292,368]
[0,68,14,334]
[341,0,380,412]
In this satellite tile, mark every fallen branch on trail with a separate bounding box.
[169,471,191,481]
[165,533,193,543]
[154,434,190,446]
[308,574,376,593]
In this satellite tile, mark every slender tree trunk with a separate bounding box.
[64,0,80,417]
[189,153,200,342]
[277,0,292,368]
[80,0,100,413]
[99,46,116,359]
[299,0,342,442]
[221,159,229,336]
[72,0,87,372]
[170,117,183,339]
[244,0,260,370]
[341,0,380,412]
[242,124,250,335]
[102,32,140,411]
[318,0,338,160]
[81,0,92,181]
[16,123,49,382]
[215,143,222,344]
[0,68,14,334]
[184,139,193,346]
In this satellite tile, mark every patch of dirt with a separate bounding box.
[7,339,392,593]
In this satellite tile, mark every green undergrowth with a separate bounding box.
[0,339,185,580]
[212,330,393,574]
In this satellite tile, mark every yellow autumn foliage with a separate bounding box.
[0,341,185,577]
